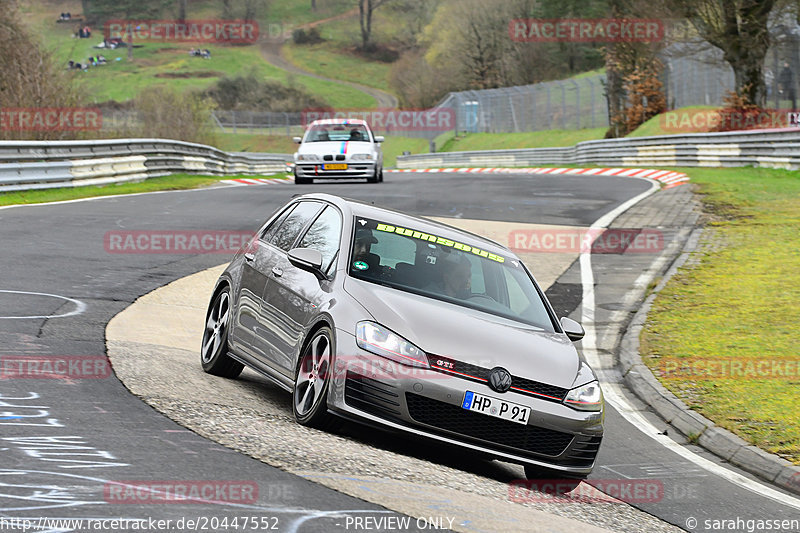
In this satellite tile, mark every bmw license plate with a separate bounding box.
[323,163,347,170]
[462,391,530,425]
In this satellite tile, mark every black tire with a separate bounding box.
[292,327,339,430]
[378,167,384,182]
[294,170,312,184]
[366,166,379,183]
[200,286,244,378]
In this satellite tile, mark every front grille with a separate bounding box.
[428,355,569,403]
[405,392,573,457]
[323,155,333,161]
[345,371,402,418]
[336,154,345,161]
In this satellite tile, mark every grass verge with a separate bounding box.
[640,166,800,465]
[0,173,279,207]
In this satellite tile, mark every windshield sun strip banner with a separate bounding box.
[373,222,506,263]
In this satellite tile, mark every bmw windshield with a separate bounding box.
[305,123,370,142]
[348,217,556,332]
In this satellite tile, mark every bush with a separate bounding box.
[0,0,82,140]
[712,87,765,132]
[133,87,217,146]
[203,71,328,112]
[292,27,324,45]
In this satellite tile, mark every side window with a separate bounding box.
[298,206,342,274]
[260,204,297,242]
[270,201,323,252]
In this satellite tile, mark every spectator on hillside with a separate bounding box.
[765,67,774,99]
[778,61,796,110]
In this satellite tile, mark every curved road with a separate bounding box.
[0,173,798,533]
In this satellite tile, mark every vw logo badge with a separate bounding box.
[488,367,512,393]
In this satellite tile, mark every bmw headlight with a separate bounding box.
[563,381,603,411]
[296,154,320,161]
[356,322,429,368]
[350,153,374,161]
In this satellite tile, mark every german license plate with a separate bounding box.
[323,163,347,170]
[462,391,530,425]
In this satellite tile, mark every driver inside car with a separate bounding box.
[433,254,472,299]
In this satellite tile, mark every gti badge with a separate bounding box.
[488,367,512,393]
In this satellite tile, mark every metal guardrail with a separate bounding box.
[397,129,800,170]
[0,139,292,192]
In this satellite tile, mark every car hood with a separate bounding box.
[343,278,585,389]
[296,141,375,156]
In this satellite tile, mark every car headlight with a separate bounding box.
[350,153,374,161]
[563,381,603,411]
[356,321,429,368]
[296,154,320,161]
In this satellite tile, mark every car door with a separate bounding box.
[249,201,325,371]
[232,203,297,354]
[261,204,343,378]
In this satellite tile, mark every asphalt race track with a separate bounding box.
[1,171,799,533]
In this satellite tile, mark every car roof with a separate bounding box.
[308,118,369,127]
[293,193,512,257]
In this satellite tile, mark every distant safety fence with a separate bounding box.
[396,129,800,170]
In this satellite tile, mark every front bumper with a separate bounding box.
[328,331,604,475]
[295,162,376,179]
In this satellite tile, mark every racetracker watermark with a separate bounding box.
[104,19,259,43]
[660,108,800,132]
[656,359,800,380]
[104,480,258,504]
[508,478,664,503]
[509,228,663,254]
[0,356,110,379]
[301,108,456,132]
[0,107,102,132]
[509,19,664,42]
[104,230,255,254]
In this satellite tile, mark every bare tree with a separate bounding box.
[669,0,777,106]
[359,0,391,50]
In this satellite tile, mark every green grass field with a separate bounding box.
[641,166,800,464]
[283,42,394,94]
[20,1,372,108]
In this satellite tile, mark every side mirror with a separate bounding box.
[374,136,385,143]
[288,248,324,278]
[560,317,585,342]
[292,136,302,144]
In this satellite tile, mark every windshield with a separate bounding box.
[348,217,555,332]
[305,124,370,142]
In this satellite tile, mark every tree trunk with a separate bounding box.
[359,0,369,50]
[128,22,133,62]
[729,56,767,107]
[178,0,187,21]
[221,0,233,20]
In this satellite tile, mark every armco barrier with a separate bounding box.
[397,129,800,170]
[0,139,292,192]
